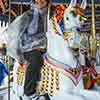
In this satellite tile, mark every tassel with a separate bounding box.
[16,66,26,85]
[55,71,60,90]
[50,67,54,96]
[40,65,46,92]
[45,66,50,93]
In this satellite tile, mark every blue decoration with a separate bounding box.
[59,20,64,33]
[0,61,8,86]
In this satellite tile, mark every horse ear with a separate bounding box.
[68,0,77,8]
[80,0,87,10]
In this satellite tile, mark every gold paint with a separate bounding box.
[39,66,46,92]
[39,64,60,96]
[63,32,69,40]
[55,71,60,90]
[91,0,96,57]
[45,65,49,93]
[49,67,54,96]
[16,66,26,85]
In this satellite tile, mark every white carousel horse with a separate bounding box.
[45,0,100,99]
[0,21,8,86]
[96,33,100,66]
[96,47,100,66]
[45,0,100,100]
[1,0,100,100]
[0,21,9,100]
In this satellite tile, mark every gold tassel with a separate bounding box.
[50,67,54,96]
[40,65,46,92]
[39,65,60,96]
[45,66,50,93]
[55,71,60,90]
[16,66,26,85]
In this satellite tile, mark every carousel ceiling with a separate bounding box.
[0,0,100,33]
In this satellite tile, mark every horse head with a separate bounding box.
[63,0,87,49]
[64,0,87,33]
[63,0,87,65]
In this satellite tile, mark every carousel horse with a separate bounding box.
[43,0,99,99]
[0,21,8,86]
[96,47,100,66]
[1,0,100,100]
[0,21,13,100]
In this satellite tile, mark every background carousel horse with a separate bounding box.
[0,21,8,86]
[96,47,100,66]
[0,21,14,100]
[0,0,100,100]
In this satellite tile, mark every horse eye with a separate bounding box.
[79,17,82,21]
[70,11,77,17]
[66,17,69,20]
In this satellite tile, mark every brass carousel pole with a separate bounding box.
[90,0,96,57]
[8,0,11,100]
[20,1,23,15]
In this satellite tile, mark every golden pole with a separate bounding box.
[90,0,96,57]
[20,1,23,15]
[7,55,10,100]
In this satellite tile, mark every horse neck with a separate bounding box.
[47,34,79,68]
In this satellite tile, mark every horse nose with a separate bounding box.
[76,28,80,32]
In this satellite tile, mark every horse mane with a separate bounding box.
[50,4,66,22]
